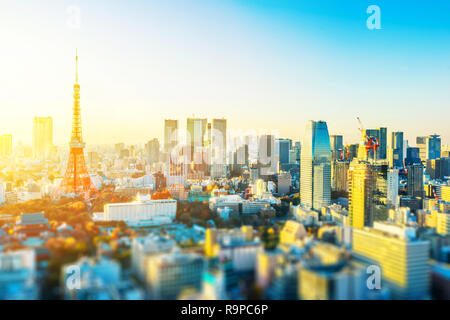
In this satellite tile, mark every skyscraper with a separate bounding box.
[60,51,96,199]
[330,135,343,161]
[331,160,349,192]
[387,168,399,208]
[277,139,292,165]
[389,131,404,168]
[186,117,207,162]
[33,116,53,160]
[146,138,160,164]
[377,127,387,160]
[164,119,178,154]
[211,118,227,178]
[416,136,427,162]
[364,127,387,160]
[405,147,421,166]
[231,143,249,174]
[426,135,441,160]
[0,135,12,157]
[300,121,331,210]
[348,161,375,229]
[426,158,450,180]
[258,134,277,176]
[407,163,424,198]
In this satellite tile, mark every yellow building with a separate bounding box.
[0,134,12,157]
[441,185,450,202]
[436,212,450,235]
[298,244,364,300]
[254,179,266,198]
[205,228,219,257]
[352,223,429,299]
[348,161,376,229]
[299,268,329,300]
[280,220,306,246]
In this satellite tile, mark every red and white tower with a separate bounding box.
[60,51,97,199]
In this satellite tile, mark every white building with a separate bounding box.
[254,179,266,198]
[387,169,399,208]
[277,171,291,195]
[101,199,177,223]
[147,250,205,299]
[131,234,176,281]
[218,239,262,273]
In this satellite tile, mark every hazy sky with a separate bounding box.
[0,0,449,147]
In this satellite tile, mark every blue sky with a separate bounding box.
[0,0,449,146]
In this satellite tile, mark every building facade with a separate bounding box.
[300,120,332,210]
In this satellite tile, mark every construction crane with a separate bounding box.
[356,117,380,160]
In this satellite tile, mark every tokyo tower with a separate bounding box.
[60,51,97,199]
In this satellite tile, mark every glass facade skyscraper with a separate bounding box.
[277,138,292,165]
[300,120,331,210]
[364,127,387,160]
[426,135,441,160]
[390,131,404,168]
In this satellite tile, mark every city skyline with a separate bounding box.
[1,0,449,146]
[1,1,450,303]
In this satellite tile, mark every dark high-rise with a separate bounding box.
[390,131,404,168]
[407,164,424,198]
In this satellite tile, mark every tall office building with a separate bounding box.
[365,127,387,160]
[164,120,178,154]
[330,135,343,161]
[32,116,53,159]
[417,135,441,161]
[352,223,430,299]
[387,169,399,208]
[300,121,331,210]
[293,142,301,164]
[258,134,277,176]
[331,160,349,192]
[426,135,441,160]
[186,118,207,162]
[407,164,424,198]
[211,119,227,178]
[389,131,404,168]
[348,161,376,229]
[146,138,160,164]
[426,158,450,180]
[377,127,387,160]
[0,135,12,157]
[416,136,427,162]
[277,139,292,165]
[405,147,421,166]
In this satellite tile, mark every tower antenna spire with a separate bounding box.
[75,49,79,84]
